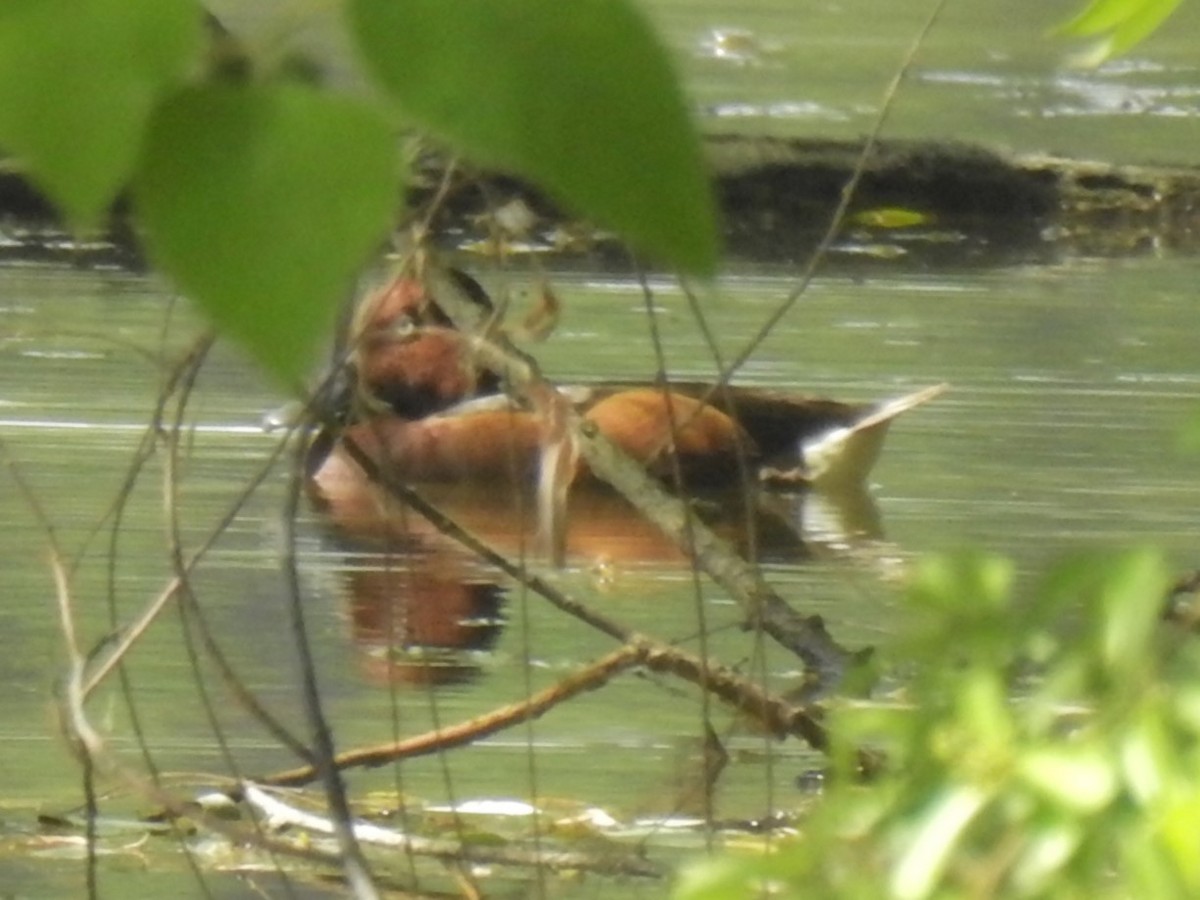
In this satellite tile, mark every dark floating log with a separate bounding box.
[410,136,1200,269]
[3,135,1199,270]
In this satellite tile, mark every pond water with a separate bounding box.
[2,1,1199,897]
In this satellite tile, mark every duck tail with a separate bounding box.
[803,383,948,492]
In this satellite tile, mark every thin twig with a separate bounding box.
[281,428,380,899]
[635,270,718,837]
[162,341,307,895]
[263,645,643,786]
[81,349,324,699]
[2,440,103,900]
[99,328,224,900]
[50,556,351,873]
[697,0,952,402]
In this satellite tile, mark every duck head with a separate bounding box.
[349,266,500,419]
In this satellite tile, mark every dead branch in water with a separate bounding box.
[240,782,664,879]
[259,638,826,789]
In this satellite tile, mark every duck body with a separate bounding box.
[309,265,944,510]
[313,376,942,500]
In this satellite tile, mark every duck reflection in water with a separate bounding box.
[327,538,507,687]
[305,261,944,685]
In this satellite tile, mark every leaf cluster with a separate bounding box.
[0,0,716,386]
[679,548,1200,899]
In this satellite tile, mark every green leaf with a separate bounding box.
[891,782,989,900]
[1019,744,1118,812]
[1160,787,1200,886]
[850,207,933,229]
[1172,685,1200,732]
[1054,0,1183,64]
[1098,548,1167,674]
[907,552,1014,615]
[1056,0,1146,36]
[137,84,400,387]
[0,0,200,228]
[956,669,1016,754]
[349,0,717,275]
[1011,816,1083,895]
[1120,714,1170,804]
[1104,0,1183,56]
[673,855,768,900]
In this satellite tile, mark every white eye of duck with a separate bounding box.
[386,313,418,339]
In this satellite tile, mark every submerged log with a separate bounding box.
[2,136,1199,268]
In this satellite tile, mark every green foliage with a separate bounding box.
[0,0,715,386]
[349,0,717,276]
[1056,0,1185,63]
[0,0,200,228]
[136,84,399,387]
[678,548,1200,899]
